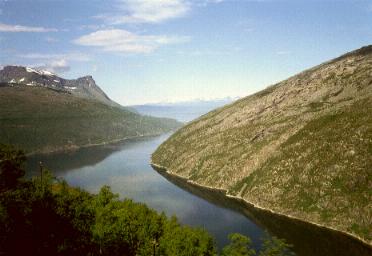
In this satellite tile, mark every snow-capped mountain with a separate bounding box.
[0,65,117,107]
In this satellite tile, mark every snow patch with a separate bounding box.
[19,78,25,82]
[65,86,77,90]
[40,70,55,76]
[26,67,38,74]
[26,67,55,76]
[9,79,16,83]
[26,81,36,86]
[53,79,60,83]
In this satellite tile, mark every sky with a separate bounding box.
[0,0,371,105]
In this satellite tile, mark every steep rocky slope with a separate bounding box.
[0,66,120,107]
[152,46,372,243]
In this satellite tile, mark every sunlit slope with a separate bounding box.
[152,46,372,242]
[0,86,181,154]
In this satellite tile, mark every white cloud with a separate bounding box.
[78,24,106,31]
[38,59,71,73]
[19,52,91,62]
[9,60,71,74]
[45,36,59,43]
[74,29,189,54]
[17,52,91,74]
[0,23,57,32]
[98,0,190,24]
[196,0,225,7]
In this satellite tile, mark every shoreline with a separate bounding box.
[150,162,372,250]
[24,132,168,157]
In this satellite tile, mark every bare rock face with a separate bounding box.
[152,45,372,243]
[0,66,116,107]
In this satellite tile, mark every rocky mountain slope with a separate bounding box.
[152,46,372,243]
[0,72,181,154]
[0,66,120,107]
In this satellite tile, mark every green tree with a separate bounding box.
[259,235,294,256]
[159,216,216,256]
[91,186,166,255]
[221,233,256,256]
[0,144,293,256]
[0,144,26,191]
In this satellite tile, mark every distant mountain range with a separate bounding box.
[130,97,238,122]
[152,45,372,244]
[0,66,181,154]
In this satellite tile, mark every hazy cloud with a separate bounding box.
[45,36,59,43]
[276,50,291,55]
[37,59,71,74]
[196,0,225,7]
[97,0,190,24]
[17,52,91,74]
[0,23,57,32]
[74,29,190,54]
[19,52,91,62]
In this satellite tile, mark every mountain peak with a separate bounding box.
[25,67,56,76]
[78,75,94,81]
[1,65,25,71]
[0,65,117,107]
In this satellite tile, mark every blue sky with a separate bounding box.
[0,0,371,105]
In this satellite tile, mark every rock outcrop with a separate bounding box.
[0,66,117,107]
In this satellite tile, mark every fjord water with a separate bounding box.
[26,133,372,255]
[26,133,265,251]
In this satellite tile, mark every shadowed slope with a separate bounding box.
[0,86,181,154]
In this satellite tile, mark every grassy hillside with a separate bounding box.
[0,85,181,154]
[152,46,372,243]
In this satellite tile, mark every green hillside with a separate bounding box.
[152,46,372,243]
[0,85,181,154]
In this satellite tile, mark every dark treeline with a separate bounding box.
[0,144,293,256]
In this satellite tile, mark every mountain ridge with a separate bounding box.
[152,45,372,244]
[0,67,182,154]
[0,65,121,108]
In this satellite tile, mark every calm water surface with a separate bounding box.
[26,133,372,255]
[27,133,265,251]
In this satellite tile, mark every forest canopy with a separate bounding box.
[0,144,292,255]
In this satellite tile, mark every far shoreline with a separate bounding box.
[24,131,176,157]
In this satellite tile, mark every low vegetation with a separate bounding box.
[152,46,372,243]
[0,144,292,255]
[0,86,181,154]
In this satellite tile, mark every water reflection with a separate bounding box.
[26,133,371,255]
[26,134,265,251]
[152,165,372,256]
